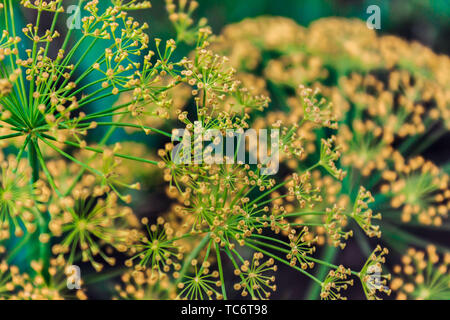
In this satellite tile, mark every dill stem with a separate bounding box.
[40,133,159,166]
[61,114,123,197]
[244,241,323,286]
[175,233,211,285]
[305,245,338,300]
[28,9,42,112]
[280,211,327,218]
[28,139,50,281]
[89,122,174,139]
[215,242,227,299]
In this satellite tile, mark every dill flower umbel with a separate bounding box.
[127,217,183,275]
[390,246,450,300]
[0,247,85,300]
[359,246,391,300]
[0,0,189,287]
[381,155,449,226]
[233,252,277,299]
[320,265,353,300]
[0,153,39,237]
[176,258,223,300]
[13,258,87,300]
[115,268,177,300]
[48,183,138,271]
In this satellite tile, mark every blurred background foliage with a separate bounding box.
[148,0,450,55]
[47,0,448,56]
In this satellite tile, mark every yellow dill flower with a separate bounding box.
[127,217,183,275]
[350,186,381,238]
[210,15,449,301]
[381,155,449,226]
[0,154,44,237]
[176,258,223,300]
[115,269,177,300]
[48,181,139,271]
[233,252,277,300]
[13,258,86,300]
[391,246,450,300]
[359,245,391,300]
[0,257,22,299]
[320,265,353,300]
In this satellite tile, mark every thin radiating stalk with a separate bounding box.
[215,242,227,299]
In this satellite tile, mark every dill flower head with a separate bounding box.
[4,0,446,301]
[3,4,356,300]
[324,205,352,249]
[48,177,139,271]
[318,136,346,181]
[287,171,321,208]
[233,252,277,299]
[0,78,12,97]
[306,18,381,72]
[350,187,381,238]
[0,153,45,237]
[381,155,449,226]
[127,217,183,275]
[281,170,348,247]
[264,52,327,87]
[297,85,337,129]
[277,174,379,250]
[1,248,86,300]
[379,35,450,89]
[0,0,170,202]
[176,258,223,300]
[320,265,353,300]
[0,255,22,299]
[115,269,177,300]
[359,245,391,300]
[286,227,316,269]
[13,258,86,300]
[390,246,450,300]
[147,73,368,299]
[337,121,393,176]
[217,16,305,62]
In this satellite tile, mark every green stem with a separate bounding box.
[305,245,338,300]
[244,241,323,286]
[6,231,33,262]
[40,133,158,166]
[215,242,227,299]
[28,138,50,281]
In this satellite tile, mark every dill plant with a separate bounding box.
[0,1,394,300]
[390,245,450,300]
